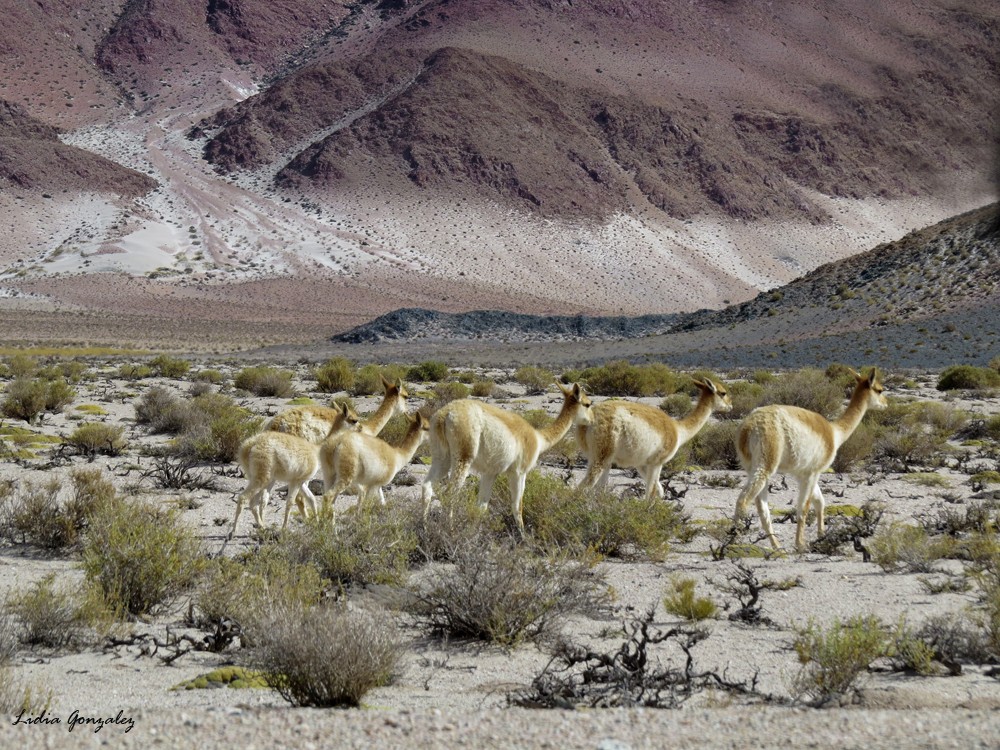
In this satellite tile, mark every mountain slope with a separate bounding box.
[0,0,996,344]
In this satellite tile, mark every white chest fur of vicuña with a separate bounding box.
[452,402,541,474]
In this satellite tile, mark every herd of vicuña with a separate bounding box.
[229,366,887,553]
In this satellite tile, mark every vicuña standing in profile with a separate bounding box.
[577,378,732,499]
[421,382,593,535]
[267,375,407,442]
[319,411,430,523]
[734,367,887,552]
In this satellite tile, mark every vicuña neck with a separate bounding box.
[365,394,397,432]
[678,390,715,438]
[832,386,870,444]
[538,399,576,450]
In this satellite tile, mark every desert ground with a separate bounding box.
[0,356,997,748]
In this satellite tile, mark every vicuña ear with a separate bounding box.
[381,373,392,389]
[557,381,571,397]
[572,382,582,399]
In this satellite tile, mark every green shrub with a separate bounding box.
[407,360,450,382]
[471,379,497,398]
[514,366,554,395]
[869,523,955,573]
[937,365,1000,391]
[4,575,93,651]
[759,368,845,418]
[314,357,355,393]
[194,369,224,384]
[66,422,126,457]
[5,354,37,378]
[245,603,401,708]
[234,366,294,397]
[149,355,191,378]
[349,364,384,396]
[117,363,153,380]
[518,472,691,559]
[792,615,889,704]
[194,550,326,636]
[82,497,205,617]
[659,392,693,418]
[134,386,189,433]
[409,540,605,646]
[578,360,681,397]
[688,421,742,470]
[662,577,717,621]
[723,380,765,421]
[2,378,75,423]
[275,509,418,587]
[138,389,262,462]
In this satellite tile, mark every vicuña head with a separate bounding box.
[421,381,592,535]
[734,366,887,552]
[578,377,731,499]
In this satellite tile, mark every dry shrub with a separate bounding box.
[409,539,606,646]
[518,471,690,559]
[149,355,191,378]
[274,508,418,587]
[869,523,956,573]
[758,368,845,418]
[315,357,356,393]
[514,365,554,395]
[659,392,693,418]
[688,421,742,470]
[471,379,497,398]
[578,360,681,397]
[66,422,126,457]
[194,550,326,638]
[406,360,450,382]
[137,388,262,462]
[4,574,95,651]
[117,363,152,380]
[1,470,114,550]
[937,365,1000,391]
[792,615,889,704]
[82,496,205,618]
[663,577,717,621]
[244,603,402,708]
[234,366,294,397]
[2,377,75,423]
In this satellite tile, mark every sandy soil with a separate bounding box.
[0,361,998,747]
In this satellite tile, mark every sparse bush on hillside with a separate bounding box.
[234,366,294,397]
[937,365,1000,391]
[1,470,115,550]
[194,368,225,384]
[471,379,497,398]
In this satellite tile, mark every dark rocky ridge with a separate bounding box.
[332,307,680,344]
